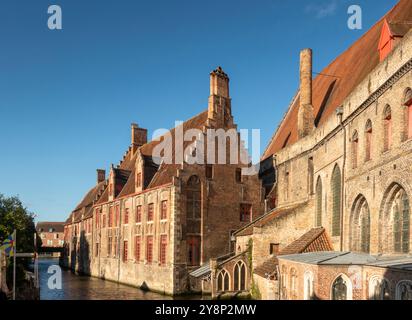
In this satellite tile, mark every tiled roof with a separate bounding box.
[280,227,333,255]
[262,0,412,159]
[254,227,333,277]
[36,222,65,233]
[147,110,209,188]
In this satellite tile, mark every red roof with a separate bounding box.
[262,0,412,159]
[254,227,333,277]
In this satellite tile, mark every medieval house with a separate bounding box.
[61,67,265,295]
[203,0,412,300]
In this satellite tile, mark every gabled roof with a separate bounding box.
[262,0,412,159]
[36,222,65,233]
[254,227,333,278]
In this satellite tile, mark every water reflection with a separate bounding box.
[39,258,188,300]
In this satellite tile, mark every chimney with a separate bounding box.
[97,169,106,184]
[298,48,315,138]
[207,66,233,128]
[131,123,148,153]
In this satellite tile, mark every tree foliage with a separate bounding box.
[0,194,38,253]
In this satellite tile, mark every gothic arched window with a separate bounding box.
[350,196,370,253]
[332,275,352,300]
[217,269,230,292]
[365,120,373,162]
[315,177,322,227]
[233,261,247,291]
[396,281,412,300]
[331,165,342,237]
[383,105,392,152]
[304,271,314,300]
[380,183,410,254]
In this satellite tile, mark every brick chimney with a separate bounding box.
[207,67,233,128]
[97,169,106,184]
[298,48,315,138]
[131,123,148,153]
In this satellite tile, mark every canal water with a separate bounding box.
[38,258,182,300]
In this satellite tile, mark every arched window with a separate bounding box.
[233,261,247,291]
[331,275,352,300]
[403,88,412,141]
[331,165,342,237]
[350,196,370,253]
[383,105,392,152]
[369,277,390,300]
[290,268,298,299]
[217,269,230,292]
[396,281,412,300]
[304,271,314,300]
[315,177,322,227]
[380,183,410,254]
[365,120,373,162]
[352,130,359,169]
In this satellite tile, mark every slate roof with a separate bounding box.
[36,222,65,233]
[262,0,412,159]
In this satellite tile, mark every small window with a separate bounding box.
[135,236,141,262]
[160,235,167,265]
[206,165,213,179]
[269,243,280,255]
[136,205,142,223]
[146,236,153,264]
[136,172,142,188]
[123,241,128,262]
[161,200,168,220]
[95,243,99,257]
[236,168,242,183]
[148,203,154,222]
[240,203,252,222]
[124,208,129,224]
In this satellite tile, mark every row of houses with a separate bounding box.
[62,0,412,300]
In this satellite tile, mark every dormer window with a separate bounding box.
[378,19,409,62]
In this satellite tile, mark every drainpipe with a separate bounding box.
[336,106,345,251]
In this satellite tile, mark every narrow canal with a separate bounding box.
[38,258,180,300]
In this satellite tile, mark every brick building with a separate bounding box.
[205,0,412,300]
[61,67,265,295]
[36,222,65,248]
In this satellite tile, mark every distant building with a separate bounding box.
[36,222,64,248]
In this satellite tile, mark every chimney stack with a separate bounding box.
[298,48,315,138]
[131,123,148,153]
[207,66,233,128]
[97,169,106,184]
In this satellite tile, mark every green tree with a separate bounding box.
[0,194,40,291]
[0,194,38,252]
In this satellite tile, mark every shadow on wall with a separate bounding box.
[78,231,91,276]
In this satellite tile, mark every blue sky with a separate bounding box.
[0,0,398,222]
